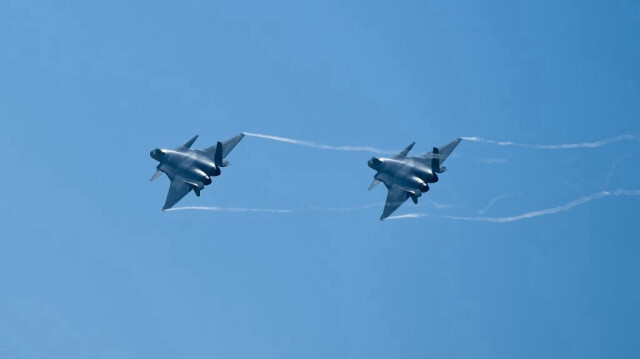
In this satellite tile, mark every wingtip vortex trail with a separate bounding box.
[245,131,638,153]
[166,206,295,213]
[242,132,393,154]
[163,189,640,223]
[461,134,638,149]
[390,189,640,223]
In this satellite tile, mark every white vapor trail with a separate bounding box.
[387,189,640,222]
[167,190,640,222]
[424,200,455,209]
[308,203,381,212]
[477,192,522,215]
[461,134,638,149]
[166,200,453,215]
[244,132,638,154]
[166,206,295,213]
[242,132,393,154]
[308,200,452,212]
[603,152,634,188]
[384,213,430,220]
[166,204,382,214]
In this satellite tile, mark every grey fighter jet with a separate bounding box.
[150,133,244,210]
[368,138,462,220]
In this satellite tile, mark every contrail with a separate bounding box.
[308,203,381,212]
[244,132,638,154]
[165,204,381,214]
[166,206,295,213]
[477,192,522,215]
[386,189,640,222]
[169,189,640,222]
[307,200,452,212]
[461,134,638,149]
[165,201,449,215]
[242,132,393,154]
[384,213,430,220]
[603,152,634,188]
[424,199,455,209]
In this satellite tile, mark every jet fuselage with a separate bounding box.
[150,148,220,186]
[150,133,245,210]
[368,157,438,192]
[367,138,461,220]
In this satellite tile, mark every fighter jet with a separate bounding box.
[367,138,462,220]
[150,133,244,210]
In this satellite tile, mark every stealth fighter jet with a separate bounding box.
[368,138,462,220]
[150,133,244,210]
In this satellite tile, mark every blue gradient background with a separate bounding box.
[1,1,639,357]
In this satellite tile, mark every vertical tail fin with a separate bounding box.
[214,142,227,167]
[431,147,440,172]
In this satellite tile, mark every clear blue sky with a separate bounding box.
[2,0,640,357]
